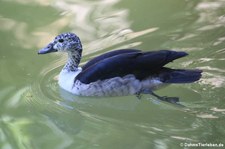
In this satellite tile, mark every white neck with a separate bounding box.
[59,50,82,92]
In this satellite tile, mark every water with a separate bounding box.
[0,0,225,148]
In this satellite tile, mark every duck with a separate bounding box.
[38,32,202,103]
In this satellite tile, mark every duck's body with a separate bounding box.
[38,33,202,98]
[60,70,162,96]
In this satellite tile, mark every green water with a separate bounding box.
[1,0,225,148]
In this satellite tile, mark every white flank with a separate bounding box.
[58,68,163,96]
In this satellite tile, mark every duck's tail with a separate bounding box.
[160,68,202,83]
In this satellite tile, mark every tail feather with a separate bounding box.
[160,68,202,83]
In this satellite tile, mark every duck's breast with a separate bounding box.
[58,68,82,93]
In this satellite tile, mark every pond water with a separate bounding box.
[0,0,225,148]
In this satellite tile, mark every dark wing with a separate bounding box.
[82,49,141,71]
[76,50,188,84]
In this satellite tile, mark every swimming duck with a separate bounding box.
[38,32,202,102]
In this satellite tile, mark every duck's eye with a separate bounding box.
[58,39,64,43]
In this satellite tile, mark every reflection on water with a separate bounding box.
[0,0,225,148]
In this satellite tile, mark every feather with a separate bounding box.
[76,50,188,84]
[82,49,141,71]
[159,68,202,83]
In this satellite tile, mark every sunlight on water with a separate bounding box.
[0,0,225,148]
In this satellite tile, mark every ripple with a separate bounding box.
[210,107,225,112]
[21,56,85,136]
[196,113,218,119]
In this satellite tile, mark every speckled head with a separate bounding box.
[38,32,82,54]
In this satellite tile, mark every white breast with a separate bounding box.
[58,67,82,92]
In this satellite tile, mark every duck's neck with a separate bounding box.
[63,50,82,72]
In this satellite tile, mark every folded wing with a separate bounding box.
[82,49,141,71]
[77,50,188,84]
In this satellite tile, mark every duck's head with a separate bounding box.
[38,32,82,54]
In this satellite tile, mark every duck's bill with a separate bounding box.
[38,43,57,54]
